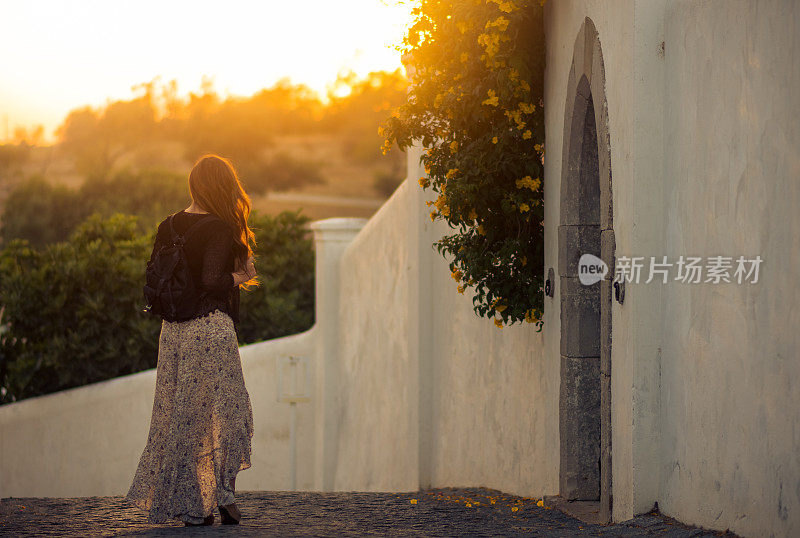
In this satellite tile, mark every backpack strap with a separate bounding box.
[167,212,220,245]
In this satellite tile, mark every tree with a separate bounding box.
[324,69,409,165]
[0,169,189,246]
[57,90,158,176]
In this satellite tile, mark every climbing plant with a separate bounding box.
[381,0,546,328]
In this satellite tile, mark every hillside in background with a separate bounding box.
[0,70,408,232]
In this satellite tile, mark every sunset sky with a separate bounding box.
[0,0,413,142]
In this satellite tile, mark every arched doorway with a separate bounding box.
[558,17,614,523]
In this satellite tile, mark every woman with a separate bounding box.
[126,154,257,526]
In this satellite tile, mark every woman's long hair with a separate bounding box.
[188,154,257,286]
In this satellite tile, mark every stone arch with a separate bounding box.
[557,17,614,522]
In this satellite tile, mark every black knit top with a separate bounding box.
[148,210,240,325]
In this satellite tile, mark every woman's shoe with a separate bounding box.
[184,514,214,526]
[218,503,241,524]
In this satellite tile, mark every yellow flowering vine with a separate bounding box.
[381,0,546,329]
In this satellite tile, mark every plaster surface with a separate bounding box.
[0,328,317,497]
[659,2,800,536]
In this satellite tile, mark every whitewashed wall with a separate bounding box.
[545,1,800,536]
[427,252,553,496]
[659,3,800,537]
[328,146,554,498]
[0,328,317,497]
[331,184,419,491]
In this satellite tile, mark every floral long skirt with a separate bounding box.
[126,309,254,524]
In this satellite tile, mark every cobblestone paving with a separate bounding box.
[1,487,733,537]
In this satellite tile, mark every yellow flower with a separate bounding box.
[492,136,498,144]
[457,284,465,294]
[511,506,519,512]
[515,175,541,191]
[536,499,544,507]
[466,503,472,507]
[498,1,516,13]
[523,130,532,139]
[450,140,459,153]
[410,499,418,504]
[490,500,496,505]
[494,318,503,328]
[445,168,459,178]
[485,16,510,32]
[482,89,499,107]
[525,309,538,323]
[491,297,505,310]
[451,269,463,282]
[419,177,429,188]
[534,143,544,154]
[430,211,437,221]
[489,0,518,12]
[504,109,522,123]
[518,203,530,213]
[519,102,535,114]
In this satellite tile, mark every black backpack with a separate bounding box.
[143,213,217,321]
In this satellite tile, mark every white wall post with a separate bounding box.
[309,218,366,491]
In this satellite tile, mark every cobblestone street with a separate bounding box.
[0,487,730,537]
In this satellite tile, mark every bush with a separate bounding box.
[236,210,315,343]
[0,210,316,404]
[382,0,546,328]
[78,168,189,226]
[0,176,87,246]
[238,152,326,195]
[0,169,189,247]
[0,214,160,402]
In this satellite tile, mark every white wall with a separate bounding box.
[428,251,553,496]
[659,2,800,537]
[545,1,800,535]
[332,183,419,491]
[329,146,555,498]
[0,328,317,497]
